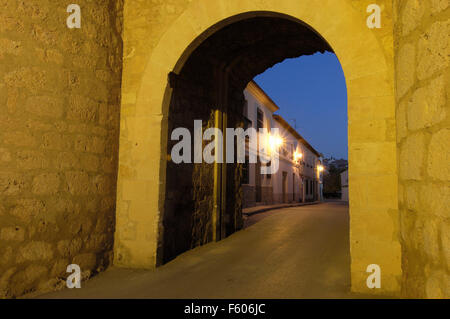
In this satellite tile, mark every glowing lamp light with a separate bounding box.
[293,151,303,161]
[317,165,324,172]
[268,134,283,151]
[275,136,283,148]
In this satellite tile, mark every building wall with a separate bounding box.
[242,86,276,207]
[297,145,320,202]
[242,85,320,207]
[341,187,349,202]
[0,0,123,297]
[341,170,349,202]
[394,0,450,298]
[242,185,256,208]
[271,121,314,204]
[272,161,297,204]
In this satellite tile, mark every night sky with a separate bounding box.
[254,52,348,160]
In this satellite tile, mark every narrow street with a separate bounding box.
[38,201,361,299]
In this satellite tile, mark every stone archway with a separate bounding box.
[162,13,333,265]
[114,0,400,295]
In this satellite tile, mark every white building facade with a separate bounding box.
[242,81,322,208]
[340,169,349,202]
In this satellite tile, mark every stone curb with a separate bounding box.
[243,201,322,216]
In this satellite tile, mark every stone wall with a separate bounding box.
[242,185,256,208]
[261,186,274,205]
[162,74,218,263]
[0,0,123,298]
[3,0,447,299]
[394,0,449,298]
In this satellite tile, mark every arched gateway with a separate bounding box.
[114,0,401,295]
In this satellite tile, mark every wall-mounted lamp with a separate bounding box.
[293,151,303,162]
[268,134,283,152]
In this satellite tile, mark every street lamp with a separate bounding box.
[293,151,303,162]
[316,164,324,202]
[316,164,324,179]
[268,134,283,152]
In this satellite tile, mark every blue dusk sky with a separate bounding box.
[254,52,348,160]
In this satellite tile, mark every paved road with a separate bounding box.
[38,201,366,299]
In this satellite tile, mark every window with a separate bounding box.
[266,161,272,179]
[257,108,264,130]
[243,100,252,129]
[243,100,248,117]
[282,144,288,157]
[256,108,264,153]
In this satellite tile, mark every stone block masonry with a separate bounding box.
[0,0,123,298]
[0,0,448,299]
[394,0,450,298]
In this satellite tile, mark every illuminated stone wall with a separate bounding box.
[394,0,449,298]
[116,0,402,296]
[1,0,447,299]
[0,0,123,297]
